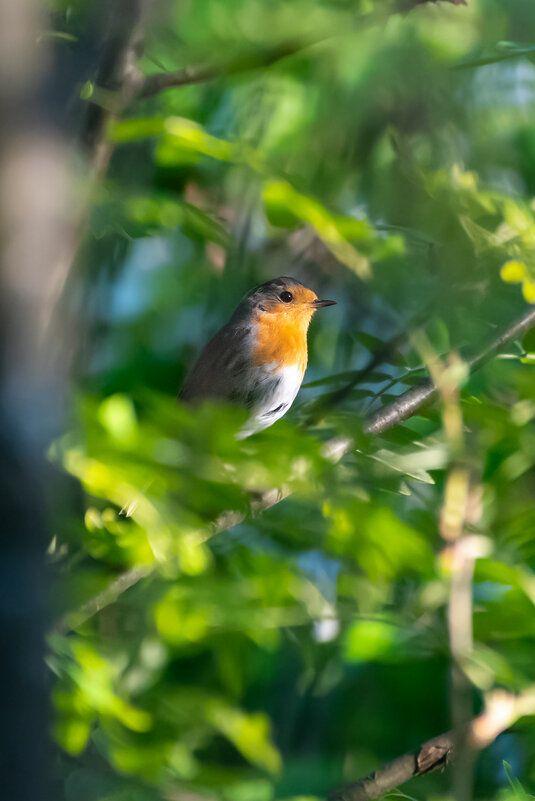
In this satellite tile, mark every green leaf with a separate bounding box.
[111,117,166,142]
[263,180,372,279]
[207,702,282,774]
[503,762,534,801]
[454,42,535,70]
[345,619,409,663]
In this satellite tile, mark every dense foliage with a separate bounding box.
[47,1,535,799]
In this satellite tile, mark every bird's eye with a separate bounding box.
[279,291,293,303]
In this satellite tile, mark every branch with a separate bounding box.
[329,731,453,801]
[52,565,153,636]
[328,687,535,801]
[140,38,316,98]
[400,0,466,8]
[365,305,535,435]
[51,486,292,635]
[137,0,467,100]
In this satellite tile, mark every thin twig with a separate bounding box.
[140,38,318,98]
[52,565,153,636]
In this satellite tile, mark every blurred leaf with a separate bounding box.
[263,180,372,279]
[111,117,165,142]
[207,702,282,774]
[501,260,526,284]
[344,619,410,663]
[454,42,535,70]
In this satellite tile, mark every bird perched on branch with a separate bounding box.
[180,276,336,437]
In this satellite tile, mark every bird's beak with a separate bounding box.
[312,298,337,308]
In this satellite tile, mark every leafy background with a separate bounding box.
[46,1,535,799]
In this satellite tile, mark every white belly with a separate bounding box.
[238,363,304,438]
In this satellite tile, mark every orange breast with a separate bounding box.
[252,310,310,376]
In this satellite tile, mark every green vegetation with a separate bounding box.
[46,1,535,799]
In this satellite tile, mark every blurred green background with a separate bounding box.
[46,1,535,799]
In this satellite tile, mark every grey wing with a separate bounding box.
[179,324,252,404]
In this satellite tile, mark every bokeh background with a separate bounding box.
[11,0,535,799]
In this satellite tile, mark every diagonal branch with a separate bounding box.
[140,37,317,98]
[53,302,535,635]
[364,304,535,435]
[136,0,466,100]
[52,565,153,636]
[329,731,454,801]
[327,687,535,801]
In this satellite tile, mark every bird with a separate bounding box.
[179,276,336,438]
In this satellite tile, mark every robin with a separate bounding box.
[180,276,336,437]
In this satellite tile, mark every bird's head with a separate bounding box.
[243,276,336,327]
